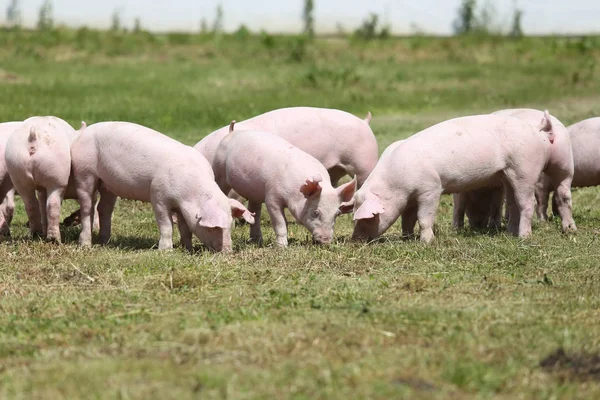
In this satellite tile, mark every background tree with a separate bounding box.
[303,0,315,38]
[6,0,22,28]
[37,0,54,31]
[510,1,524,38]
[453,0,477,34]
[111,10,122,32]
[133,17,142,33]
[212,4,224,34]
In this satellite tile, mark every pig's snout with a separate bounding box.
[312,233,333,245]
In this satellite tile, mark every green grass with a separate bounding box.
[1,31,600,399]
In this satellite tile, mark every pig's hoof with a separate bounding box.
[99,235,111,245]
[46,236,62,244]
[158,241,174,250]
[249,235,263,245]
[79,238,92,247]
[562,224,577,234]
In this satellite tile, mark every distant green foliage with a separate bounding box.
[510,8,524,38]
[303,0,315,38]
[354,13,390,40]
[111,10,122,32]
[6,0,22,28]
[212,4,224,34]
[453,0,500,36]
[37,0,53,31]
[133,18,142,34]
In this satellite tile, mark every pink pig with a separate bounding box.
[536,117,600,217]
[212,122,357,246]
[352,114,554,243]
[5,117,78,242]
[455,109,576,233]
[195,107,378,187]
[0,121,22,237]
[71,122,254,252]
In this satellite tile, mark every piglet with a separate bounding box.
[212,122,356,246]
[71,122,254,252]
[196,107,378,187]
[352,114,553,243]
[5,117,77,242]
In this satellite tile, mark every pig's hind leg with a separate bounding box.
[45,186,66,243]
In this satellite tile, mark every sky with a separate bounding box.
[1,0,599,35]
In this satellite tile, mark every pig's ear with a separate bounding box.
[229,198,255,224]
[300,175,323,198]
[539,110,555,144]
[339,200,355,215]
[196,199,230,229]
[337,176,357,203]
[354,193,384,220]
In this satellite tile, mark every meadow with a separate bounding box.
[1,29,600,398]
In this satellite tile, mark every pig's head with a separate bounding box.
[298,175,357,244]
[351,189,397,241]
[192,197,254,252]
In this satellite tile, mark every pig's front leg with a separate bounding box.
[266,200,288,247]
[417,191,441,244]
[152,202,174,250]
[176,210,193,251]
[248,201,263,244]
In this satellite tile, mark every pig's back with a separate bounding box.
[391,115,544,192]
[199,107,376,170]
[84,122,201,201]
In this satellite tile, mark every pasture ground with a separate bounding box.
[1,32,600,398]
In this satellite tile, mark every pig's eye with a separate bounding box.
[312,210,321,218]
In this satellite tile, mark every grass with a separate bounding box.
[1,30,600,398]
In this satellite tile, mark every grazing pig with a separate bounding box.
[536,117,600,217]
[211,123,357,246]
[195,107,378,187]
[456,109,576,233]
[5,117,77,242]
[71,122,254,252]
[351,114,554,243]
[0,122,22,237]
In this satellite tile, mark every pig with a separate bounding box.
[5,117,78,242]
[0,121,22,237]
[71,122,254,252]
[455,109,577,233]
[211,122,357,246]
[195,107,378,187]
[351,114,554,243]
[536,117,600,218]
